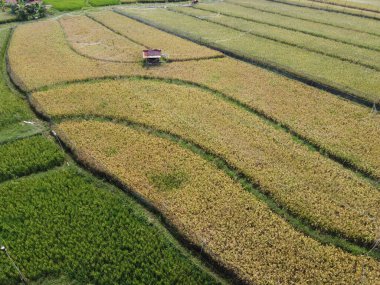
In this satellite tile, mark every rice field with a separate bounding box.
[119,7,380,103]
[31,78,380,244]
[55,120,380,285]
[2,0,380,284]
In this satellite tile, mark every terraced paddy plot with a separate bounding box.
[59,15,143,63]
[171,5,380,70]
[312,0,380,11]
[266,0,380,17]
[197,2,380,52]
[9,18,380,180]
[54,120,380,285]
[0,166,219,284]
[32,79,380,244]
[87,11,223,61]
[0,135,64,182]
[121,7,380,102]
[228,0,380,21]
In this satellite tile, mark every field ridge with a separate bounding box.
[171,7,380,72]
[114,9,380,109]
[225,1,380,37]
[29,75,380,185]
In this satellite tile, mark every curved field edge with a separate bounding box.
[8,20,380,244]
[0,24,225,285]
[30,75,380,186]
[0,165,223,285]
[5,18,380,242]
[56,115,380,259]
[32,98,380,260]
[116,8,380,108]
[52,119,380,284]
[6,17,380,182]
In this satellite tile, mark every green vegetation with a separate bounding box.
[89,0,120,6]
[149,171,188,191]
[43,0,87,11]
[120,7,380,102]
[0,29,33,129]
[0,135,65,182]
[0,11,17,24]
[0,166,220,284]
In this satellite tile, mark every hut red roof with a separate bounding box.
[142,49,162,59]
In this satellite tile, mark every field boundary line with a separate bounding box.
[46,118,248,285]
[307,0,380,14]
[114,9,380,109]
[85,13,225,62]
[50,115,380,260]
[173,7,380,71]
[225,1,380,37]
[258,0,380,21]
[201,2,380,52]
[30,75,380,184]
[0,164,67,187]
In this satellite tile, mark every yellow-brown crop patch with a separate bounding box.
[87,11,223,61]
[9,18,380,181]
[59,15,143,62]
[32,79,380,244]
[55,120,380,285]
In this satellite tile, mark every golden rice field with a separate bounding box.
[3,2,380,283]
[8,15,380,179]
[31,79,380,244]
[55,120,380,285]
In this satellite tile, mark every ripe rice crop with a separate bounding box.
[10,19,380,180]
[0,166,219,284]
[87,11,223,61]
[54,120,380,285]
[0,135,64,182]
[59,15,143,63]
[7,20,142,91]
[121,8,380,102]
[227,0,380,35]
[32,79,380,244]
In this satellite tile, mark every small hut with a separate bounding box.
[142,49,162,64]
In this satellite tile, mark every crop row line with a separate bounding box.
[8,19,380,183]
[115,9,380,109]
[27,72,380,186]
[307,0,380,14]
[85,14,225,62]
[260,0,380,21]
[173,7,380,72]
[52,114,380,260]
[46,117,246,285]
[221,2,380,50]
